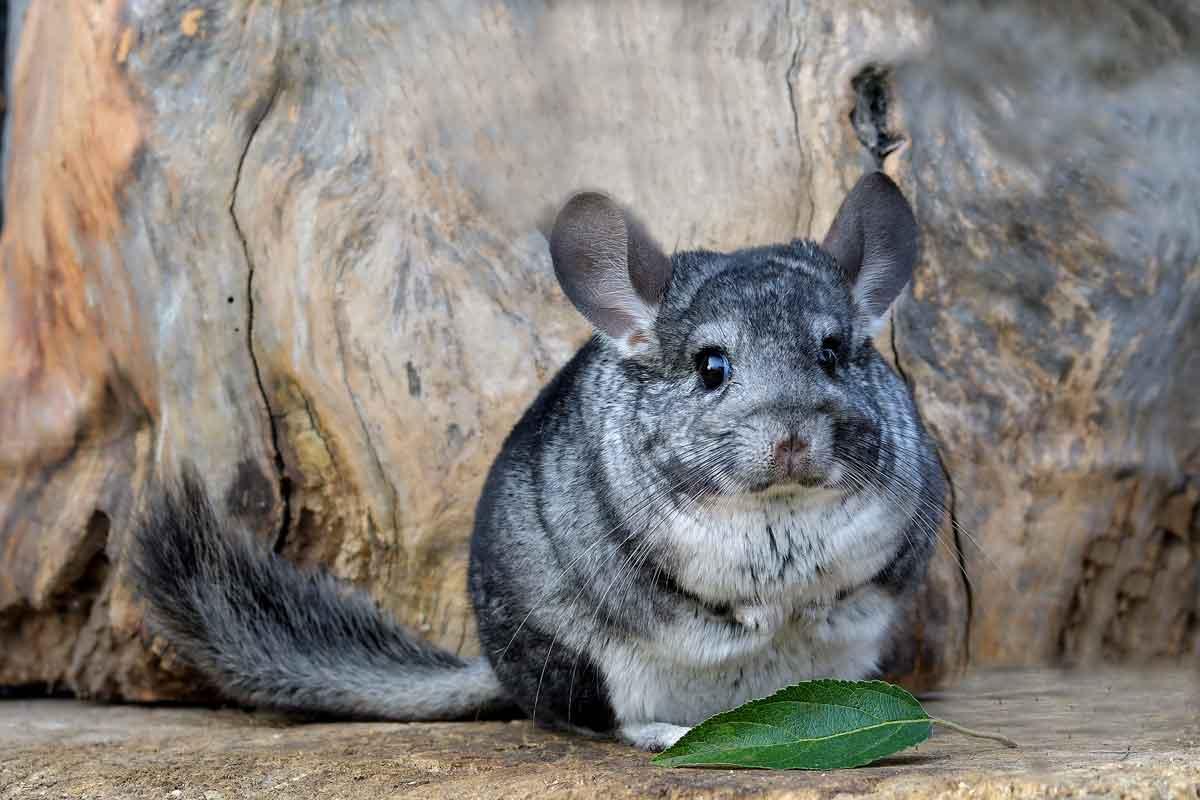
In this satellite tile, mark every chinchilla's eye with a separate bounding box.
[695,348,731,390]
[818,336,841,373]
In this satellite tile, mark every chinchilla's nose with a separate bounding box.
[772,434,809,475]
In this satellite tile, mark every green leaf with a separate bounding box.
[652,680,932,770]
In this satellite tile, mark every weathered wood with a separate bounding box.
[1,0,1195,704]
[892,0,1200,666]
[1,669,1197,798]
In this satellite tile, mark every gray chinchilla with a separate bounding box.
[132,171,946,751]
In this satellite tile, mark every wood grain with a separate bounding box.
[4,0,1194,703]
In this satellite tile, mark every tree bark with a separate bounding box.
[893,0,1200,666]
[0,0,1194,702]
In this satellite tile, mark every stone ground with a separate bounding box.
[0,669,1196,799]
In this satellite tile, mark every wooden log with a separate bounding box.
[892,0,1200,666]
[2,0,1194,704]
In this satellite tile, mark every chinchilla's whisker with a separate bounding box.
[838,451,945,544]
[496,441,732,666]
[835,458,939,584]
[568,461,730,680]
[540,462,725,722]
[837,452,980,591]
[861,438,1005,578]
[537,450,730,644]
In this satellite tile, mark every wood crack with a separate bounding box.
[230,78,290,547]
[891,308,974,667]
[784,0,815,237]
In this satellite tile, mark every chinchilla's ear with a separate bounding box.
[550,192,672,354]
[821,172,918,331]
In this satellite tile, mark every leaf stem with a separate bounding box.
[931,718,1019,748]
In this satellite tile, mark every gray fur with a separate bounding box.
[132,171,945,751]
[822,171,920,327]
[472,171,944,742]
[131,470,511,720]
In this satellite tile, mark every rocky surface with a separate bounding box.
[1,669,1197,799]
[0,0,1196,702]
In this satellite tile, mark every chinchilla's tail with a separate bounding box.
[130,467,511,720]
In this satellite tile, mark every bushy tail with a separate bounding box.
[130,469,510,720]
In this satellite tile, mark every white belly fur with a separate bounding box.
[600,487,907,727]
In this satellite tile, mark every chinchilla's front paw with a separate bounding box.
[619,721,691,751]
[733,604,786,634]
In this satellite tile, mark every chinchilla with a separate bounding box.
[132,171,946,751]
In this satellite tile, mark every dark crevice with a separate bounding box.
[273,392,331,556]
[1,0,8,229]
[1,511,110,695]
[52,510,112,605]
[938,456,973,666]
[889,311,911,387]
[230,80,291,549]
[850,64,905,168]
[0,683,72,699]
[784,0,815,236]
[891,313,974,666]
